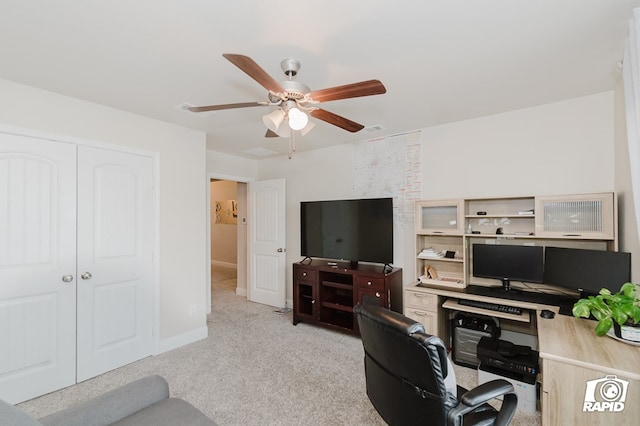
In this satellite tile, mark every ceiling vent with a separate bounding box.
[364,124,385,133]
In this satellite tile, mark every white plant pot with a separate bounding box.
[612,322,640,343]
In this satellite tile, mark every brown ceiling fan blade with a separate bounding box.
[308,79,386,103]
[188,102,264,112]
[310,109,365,132]
[265,129,280,138]
[223,53,284,94]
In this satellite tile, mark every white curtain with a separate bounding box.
[623,8,640,243]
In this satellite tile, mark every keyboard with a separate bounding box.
[465,285,577,306]
[457,299,523,315]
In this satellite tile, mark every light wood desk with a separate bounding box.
[537,311,640,425]
[405,284,640,426]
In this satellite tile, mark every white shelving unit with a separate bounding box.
[413,192,617,291]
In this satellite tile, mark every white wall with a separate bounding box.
[256,92,618,305]
[421,92,614,199]
[0,79,208,350]
[206,149,259,180]
[614,79,640,281]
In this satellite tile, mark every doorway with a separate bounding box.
[208,178,248,312]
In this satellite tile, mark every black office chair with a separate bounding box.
[354,303,517,426]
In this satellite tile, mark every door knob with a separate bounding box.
[62,275,74,283]
[277,248,285,252]
[81,272,93,280]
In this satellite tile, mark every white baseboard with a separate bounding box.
[155,325,208,355]
[210,260,237,268]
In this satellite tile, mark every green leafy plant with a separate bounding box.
[572,282,640,336]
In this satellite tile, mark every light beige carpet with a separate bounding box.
[18,265,540,425]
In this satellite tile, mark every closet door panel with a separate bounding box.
[76,146,154,381]
[0,133,77,404]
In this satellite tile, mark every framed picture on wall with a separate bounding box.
[215,200,237,224]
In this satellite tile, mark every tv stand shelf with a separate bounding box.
[321,301,352,312]
[321,281,352,290]
[293,259,402,334]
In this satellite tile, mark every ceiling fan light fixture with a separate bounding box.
[275,124,290,138]
[288,107,308,130]
[300,121,315,136]
[262,109,285,132]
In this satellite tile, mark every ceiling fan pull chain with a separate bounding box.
[292,131,297,153]
[288,131,294,159]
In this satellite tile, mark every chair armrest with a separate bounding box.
[39,375,170,426]
[459,379,514,407]
[447,379,517,426]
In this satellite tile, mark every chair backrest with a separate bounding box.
[354,303,456,426]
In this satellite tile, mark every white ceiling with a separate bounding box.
[1,1,639,159]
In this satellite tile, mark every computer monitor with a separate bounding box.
[543,247,631,296]
[472,244,544,291]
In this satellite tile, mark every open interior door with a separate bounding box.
[247,178,286,308]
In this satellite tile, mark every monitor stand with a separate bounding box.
[484,278,524,294]
[501,278,512,291]
[489,279,525,299]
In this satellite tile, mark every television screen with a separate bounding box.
[300,198,394,264]
[472,244,544,289]
[543,247,631,296]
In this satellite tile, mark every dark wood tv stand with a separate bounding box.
[293,259,403,334]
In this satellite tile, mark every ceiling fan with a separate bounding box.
[188,53,386,157]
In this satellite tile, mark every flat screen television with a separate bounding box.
[300,197,394,266]
[543,247,631,296]
[472,243,544,291]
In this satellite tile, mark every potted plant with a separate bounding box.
[572,282,640,343]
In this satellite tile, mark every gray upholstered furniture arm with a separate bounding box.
[39,375,170,426]
[448,379,517,426]
[0,398,43,426]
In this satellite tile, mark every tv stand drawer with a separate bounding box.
[356,276,385,290]
[295,268,316,282]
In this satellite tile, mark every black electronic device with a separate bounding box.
[457,299,522,315]
[451,314,500,368]
[477,337,539,384]
[540,309,555,319]
[465,284,576,306]
[543,247,631,297]
[472,244,544,291]
[300,197,394,267]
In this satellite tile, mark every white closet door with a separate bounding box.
[76,146,154,381]
[0,133,77,404]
